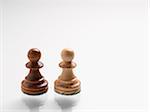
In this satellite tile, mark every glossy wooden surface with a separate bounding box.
[54,49,81,95]
[21,48,48,95]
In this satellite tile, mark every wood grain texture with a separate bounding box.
[21,48,48,95]
[54,48,81,95]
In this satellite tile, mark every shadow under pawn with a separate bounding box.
[54,92,80,112]
[22,93,48,112]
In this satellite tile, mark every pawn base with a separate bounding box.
[21,79,48,95]
[54,78,81,95]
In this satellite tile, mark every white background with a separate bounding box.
[0,0,148,112]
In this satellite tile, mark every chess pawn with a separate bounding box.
[21,48,48,95]
[54,48,81,95]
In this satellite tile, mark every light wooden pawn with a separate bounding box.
[54,48,81,95]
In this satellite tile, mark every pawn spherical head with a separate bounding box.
[28,48,41,62]
[61,48,74,62]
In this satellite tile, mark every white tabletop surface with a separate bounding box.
[1,0,148,112]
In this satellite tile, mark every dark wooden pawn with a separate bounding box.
[21,48,48,95]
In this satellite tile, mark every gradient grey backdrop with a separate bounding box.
[0,0,148,112]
